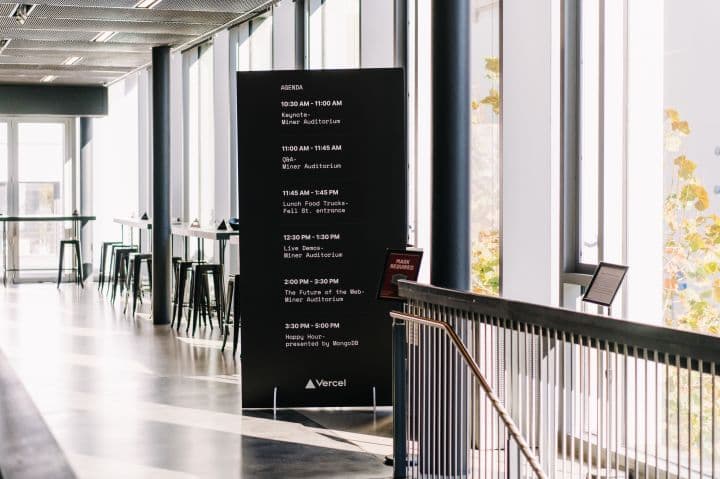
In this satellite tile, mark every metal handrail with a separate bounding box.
[398,280,720,370]
[391,311,549,479]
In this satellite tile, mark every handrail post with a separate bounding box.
[392,318,407,478]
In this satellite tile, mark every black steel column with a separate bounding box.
[79,117,93,279]
[431,0,470,290]
[294,0,305,69]
[152,46,171,325]
[428,1,470,477]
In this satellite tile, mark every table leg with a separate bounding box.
[232,280,240,357]
[219,240,226,269]
[198,238,203,262]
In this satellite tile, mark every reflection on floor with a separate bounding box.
[0,285,393,479]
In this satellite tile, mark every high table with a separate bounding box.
[0,215,96,286]
[113,217,152,252]
[171,224,238,267]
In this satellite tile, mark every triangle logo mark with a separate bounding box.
[305,379,316,390]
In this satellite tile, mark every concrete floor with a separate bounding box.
[0,284,393,479]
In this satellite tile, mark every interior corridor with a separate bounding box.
[0,285,392,479]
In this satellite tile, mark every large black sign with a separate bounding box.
[237,69,406,408]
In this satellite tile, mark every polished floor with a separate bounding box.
[0,284,393,478]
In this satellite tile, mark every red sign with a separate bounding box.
[378,249,424,300]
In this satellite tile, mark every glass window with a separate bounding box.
[663,0,720,336]
[234,15,274,72]
[0,122,7,215]
[470,0,501,295]
[307,0,360,69]
[184,42,215,260]
[579,0,600,266]
[93,76,140,267]
[185,42,215,228]
[17,122,67,272]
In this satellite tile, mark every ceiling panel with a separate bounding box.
[8,0,269,14]
[29,5,237,25]
[4,40,152,53]
[0,28,97,42]
[0,17,211,35]
[0,0,273,86]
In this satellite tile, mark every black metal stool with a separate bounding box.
[98,241,122,291]
[172,260,198,331]
[123,253,152,316]
[190,263,224,337]
[105,243,134,295]
[222,274,241,355]
[57,239,84,288]
[111,246,138,303]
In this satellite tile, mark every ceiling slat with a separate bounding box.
[0,0,270,86]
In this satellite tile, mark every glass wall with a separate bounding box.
[663,0,720,336]
[184,41,215,228]
[94,75,140,265]
[0,122,6,215]
[233,13,274,72]
[307,0,360,69]
[470,0,501,295]
[17,122,67,273]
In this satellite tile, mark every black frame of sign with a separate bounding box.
[377,248,424,301]
[582,261,629,307]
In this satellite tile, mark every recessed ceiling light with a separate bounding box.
[134,0,162,8]
[61,56,82,66]
[92,31,117,42]
[10,4,36,26]
[41,75,57,83]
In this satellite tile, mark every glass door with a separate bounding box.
[1,118,74,282]
[17,122,68,277]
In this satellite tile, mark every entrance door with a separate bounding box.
[1,118,75,282]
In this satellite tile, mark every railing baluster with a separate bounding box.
[712,361,716,479]
[598,340,603,478]
[677,354,681,479]
[700,359,703,479]
[561,331,567,479]
[643,349,648,477]
[665,353,670,479]
[688,356,692,479]
[655,350,659,479]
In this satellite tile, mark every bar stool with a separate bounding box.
[57,239,84,288]
[172,260,198,331]
[105,243,134,295]
[111,246,138,303]
[98,241,122,291]
[123,253,152,316]
[222,274,241,356]
[190,263,225,337]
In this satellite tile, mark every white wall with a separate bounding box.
[501,0,561,305]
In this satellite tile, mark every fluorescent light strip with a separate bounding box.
[134,0,162,8]
[0,39,10,55]
[41,75,57,83]
[61,56,82,66]
[92,31,117,42]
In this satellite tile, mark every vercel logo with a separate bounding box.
[305,378,347,389]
